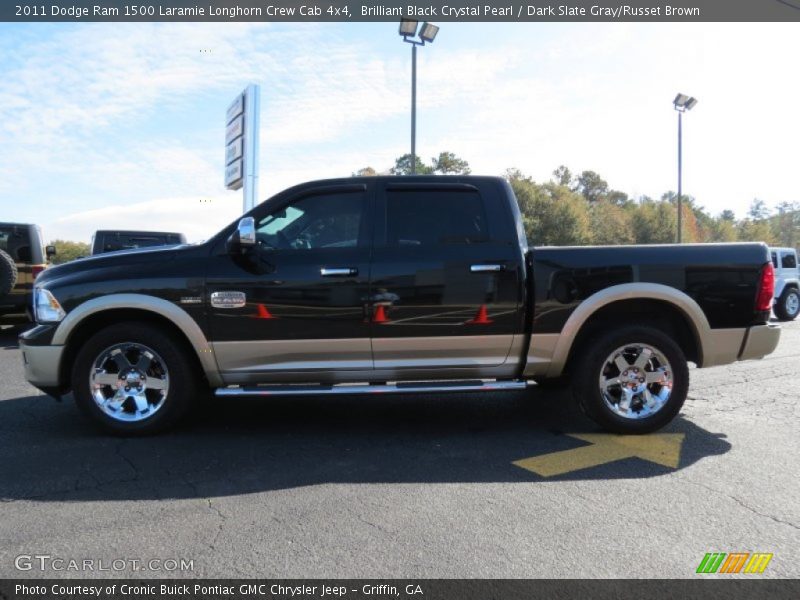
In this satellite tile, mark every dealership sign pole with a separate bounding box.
[225,84,260,213]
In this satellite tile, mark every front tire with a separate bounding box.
[72,322,197,435]
[571,325,689,434]
[774,288,800,321]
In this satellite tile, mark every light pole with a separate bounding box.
[399,19,439,175]
[673,93,698,243]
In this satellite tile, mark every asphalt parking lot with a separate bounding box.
[0,320,798,579]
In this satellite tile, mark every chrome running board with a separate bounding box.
[214,380,528,397]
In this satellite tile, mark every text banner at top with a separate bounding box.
[4,0,800,22]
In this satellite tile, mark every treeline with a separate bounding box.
[356,154,800,249]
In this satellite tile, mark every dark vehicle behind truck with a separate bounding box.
[91,230,186,255]
[20,176,780,435]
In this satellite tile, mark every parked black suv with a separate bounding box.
[91,230,186,255]
[0,223,55,322]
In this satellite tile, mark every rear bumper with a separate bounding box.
[739,323,781,361]
[703,323,780,367]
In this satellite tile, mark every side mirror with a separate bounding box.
[227,217,256,254]
[46,245,57,258]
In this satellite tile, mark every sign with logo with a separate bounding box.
[224,160,243,189]
[224,94,245,191]
[224,85,260,208]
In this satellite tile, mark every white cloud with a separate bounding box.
[48,195,241,244]
[2,21,799,239]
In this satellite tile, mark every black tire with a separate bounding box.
[0,249,17,296]
[71,321,198,435]
[774,288,800,321]
[571,324,689,434]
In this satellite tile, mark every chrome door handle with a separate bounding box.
[321,267,357,277]
[470,264,504,273]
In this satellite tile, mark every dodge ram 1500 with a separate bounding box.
[20,176,781,434]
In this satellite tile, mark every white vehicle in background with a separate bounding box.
[771,247,799,321]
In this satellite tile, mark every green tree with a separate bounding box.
[748,198,770,221]
[50,240,90,264]
[632,201,677,244]
[352,166,377,177]
[431,151,470,175]
[737,219,775,244]
[574,170,609,203]
[708,216,737,242]
[771,201,800,247]
[552,165,573,187]
[589,201,635,245]
[390,154,434,175]
[512,178,591,246]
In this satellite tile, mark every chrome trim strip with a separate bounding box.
[215,380,528,397]
[320,267,356,277]
[470,264,504,273]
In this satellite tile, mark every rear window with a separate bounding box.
[386,190,488,246]
[0,226,32,263]
[102,234,179,252]
[782,252,797,269]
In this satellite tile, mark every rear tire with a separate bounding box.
[0,249,17,296]
[774,288,800,321]
[571,324,689,434]
[72,321,198,435]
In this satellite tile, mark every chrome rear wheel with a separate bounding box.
[599,343,673,419]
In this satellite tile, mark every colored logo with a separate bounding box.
[696,552,773,574]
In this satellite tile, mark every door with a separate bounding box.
[206,184,373,381]
[369,181,525,373]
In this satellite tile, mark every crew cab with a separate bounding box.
[19,176,781,435]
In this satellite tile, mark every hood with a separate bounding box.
[36,244,192,286]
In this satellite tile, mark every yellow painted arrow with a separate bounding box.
[512,433,685,477]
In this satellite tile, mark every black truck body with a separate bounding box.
[19,176,780,434]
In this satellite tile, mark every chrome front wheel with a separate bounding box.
[73,321,197,435]
[90,342,170,422]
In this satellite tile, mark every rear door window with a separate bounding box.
[782,252,797,269]
[385,189,488,246]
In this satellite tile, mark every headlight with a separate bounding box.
[34,288,66,323]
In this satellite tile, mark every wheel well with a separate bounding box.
[59,308,206,391]
[564,299,701,373]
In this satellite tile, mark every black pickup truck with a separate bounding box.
[20,176,780,435]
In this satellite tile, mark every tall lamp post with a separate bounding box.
[399,19,439,175]
[673,93,698,243]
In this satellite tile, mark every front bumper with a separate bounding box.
[19,337,64,388]
[739,323,781,361]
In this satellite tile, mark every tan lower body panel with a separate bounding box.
[213,338,373,373]
[372,334,518,369]
[215,335,522,385]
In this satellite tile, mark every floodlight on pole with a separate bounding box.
[672,93,698,243]
[398,19,439,175]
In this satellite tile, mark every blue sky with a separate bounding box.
[0,22,797,243]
